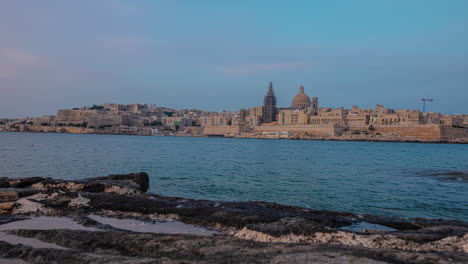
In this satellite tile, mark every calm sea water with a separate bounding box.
[1,132,467,221]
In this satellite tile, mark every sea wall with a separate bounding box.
[203,125,249,135]
[19,125,96,134]
[372,125,442,140]
[253,124,340,136]
[440,126,468,139]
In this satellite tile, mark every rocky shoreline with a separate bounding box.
[0,173,467,263]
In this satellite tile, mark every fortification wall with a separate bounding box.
[203,125,248,135]
[87,115,122,127]
[440,127,468,139]
[347,125,369,132]
[55,110,95,124]
[20,125,95,134]
[373,125,442,140]
[56,110,122,127]
[253,124,338,136]
[184,126,204,134]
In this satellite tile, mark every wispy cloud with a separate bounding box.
[218,62,312,75]
[0,48,44,80]
[0,65,17,79]
[0,48,40,65]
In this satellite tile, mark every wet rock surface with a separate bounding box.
[0,173,466,263]
[431,171,468,182]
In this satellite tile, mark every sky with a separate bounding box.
[0,0,467,118]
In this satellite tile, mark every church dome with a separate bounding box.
[291,85,312,108]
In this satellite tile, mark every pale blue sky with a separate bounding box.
[0,0,467,117]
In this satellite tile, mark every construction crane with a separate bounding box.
[420,98,433,113]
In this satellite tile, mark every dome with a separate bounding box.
[291,85,312,108]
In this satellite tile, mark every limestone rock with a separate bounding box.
[0,173,466,263]
[86,172,149,192]
[0,188,40,203]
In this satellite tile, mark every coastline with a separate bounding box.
[2,130,467,144]
[0,172,467,263]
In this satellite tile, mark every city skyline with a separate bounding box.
[1,0,468,118]
[0,82,459,119]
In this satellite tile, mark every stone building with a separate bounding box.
[440,116,464,127]
[310,108,348,125]
[278,109,309,125]
[424,112,442,125]
[368,106,425,126]
[162,117,193,128]
[396,109,423,125]
[111,125,138,135]
[240,106,264,127]
[102,103,125,112]
[345,114,370,126]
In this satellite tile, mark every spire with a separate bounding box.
[267,81,274,95]
[264,82,277,105]
[263,81,278,123]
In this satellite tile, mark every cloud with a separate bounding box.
[0,48,44,80]
[218,62,311,75]
[0,65,17,79]
[0,48,40,65]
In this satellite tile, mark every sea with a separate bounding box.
[1,132,467,221]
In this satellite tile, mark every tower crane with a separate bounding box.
[420,98,433,113]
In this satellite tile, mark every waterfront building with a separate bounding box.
[345,113,370,126]
[310,108,348,125]
[240,106,264,127]
[278,109,309,125]
[111,125,138,135]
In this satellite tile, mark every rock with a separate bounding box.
[0,173,466,263]
[12,198,52,215]
[0,177,44,189]
[68,194,90,208]
[86,172,149,192]
[0,188,40,203]
[0,202,15,211]
[432,171,468,182]
[2,229,467,264]
[0,173,149,197]
[0,214,29,225]
[29,178,142,195]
